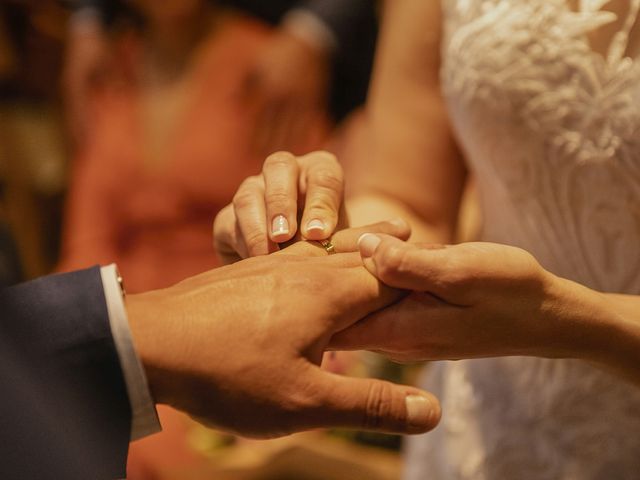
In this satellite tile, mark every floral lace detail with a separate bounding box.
[405,2,640,480]
[443,0,640,167]
[440,0,640,294]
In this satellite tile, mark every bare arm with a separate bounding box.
[213,0,468,263]
[347,0,467,244]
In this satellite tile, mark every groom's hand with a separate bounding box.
[126,222,440,439]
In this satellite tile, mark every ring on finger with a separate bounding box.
[318,239,336,255]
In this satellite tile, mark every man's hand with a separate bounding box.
[331,234,584,362]
[214,151,346,265]
[126,224,440,439]
[244,30,331,156]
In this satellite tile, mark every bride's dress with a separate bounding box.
[405,1,640,479]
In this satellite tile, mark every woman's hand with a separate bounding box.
[214,151,346,264]
[331,234,596,362]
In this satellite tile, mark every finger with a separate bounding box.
[329,292,450,353]
[331,260,404,319]
[212,204,244,264]
[310,371,441,435]
[263,151,300,243]
[298,151,344,240]
[332,218,411,253]
[279,219,412,259]
[233,176,278,257]
[357,234,452,293]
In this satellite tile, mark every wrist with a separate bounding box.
[125,290,172,405]
[590,292,640,381]
[542,273,621,362]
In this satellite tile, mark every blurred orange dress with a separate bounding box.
[57,15,328,479]
[58,15,327,293]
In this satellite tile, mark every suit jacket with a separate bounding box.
[0,267,131,479]
[70,0,378,119]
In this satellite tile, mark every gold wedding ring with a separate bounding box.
[318,239,336,255]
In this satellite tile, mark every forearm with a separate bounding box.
[591,291,640,384]
[547,274,640,385]
[347,192,454,244]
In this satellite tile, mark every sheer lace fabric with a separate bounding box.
[405,2,640,479]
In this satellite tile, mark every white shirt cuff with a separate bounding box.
[282,9,338,54]
[100,265,161,440]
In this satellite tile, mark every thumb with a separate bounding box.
[312,371,441,435]
[357,233,450,292]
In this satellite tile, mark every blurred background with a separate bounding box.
[0,1,424,478]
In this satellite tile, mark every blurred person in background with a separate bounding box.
[57,2,328,475]
[0,0,68,278]
[57,0,328,292]
[62,0,378,153]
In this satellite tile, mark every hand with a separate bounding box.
[214,151,347,264]
[127,223,440,438]
[331,235,582,362]
[62,20,110,147]
[244,29,330,155]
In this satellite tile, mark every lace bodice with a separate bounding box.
[405,2,640,479]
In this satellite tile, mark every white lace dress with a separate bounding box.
[405,1,640,479]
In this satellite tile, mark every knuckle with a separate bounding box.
[304,150,339,167]
[376,245,410,283]
[306,193,338,217]
[233,177,263,209]
[244,229,268,255]
[439,256,468,288]
[312,168,344,193]
[232,190,257,211]
[267,190,294,211]
[362,382,394,430]
[264,151,295,171]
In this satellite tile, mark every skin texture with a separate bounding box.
[212,0,640,386]
[330,234,640,385]
[331,235,597,361]
[213,151,347,264]
[126,222,442,438]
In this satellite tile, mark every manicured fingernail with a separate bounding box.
[405,395,437,432]
[358,233,381,258]
[272,215,289,237]
[306,219,325,233]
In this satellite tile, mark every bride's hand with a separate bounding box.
[214,151,346,264]
[331,234,588,362]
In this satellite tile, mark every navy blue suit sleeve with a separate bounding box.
[0,267,131,479]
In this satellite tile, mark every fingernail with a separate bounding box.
[405,395,438,432]
[272,215,289,237]
[358,233,381,258]
[306,219,325,233]
[389,217,408,228]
